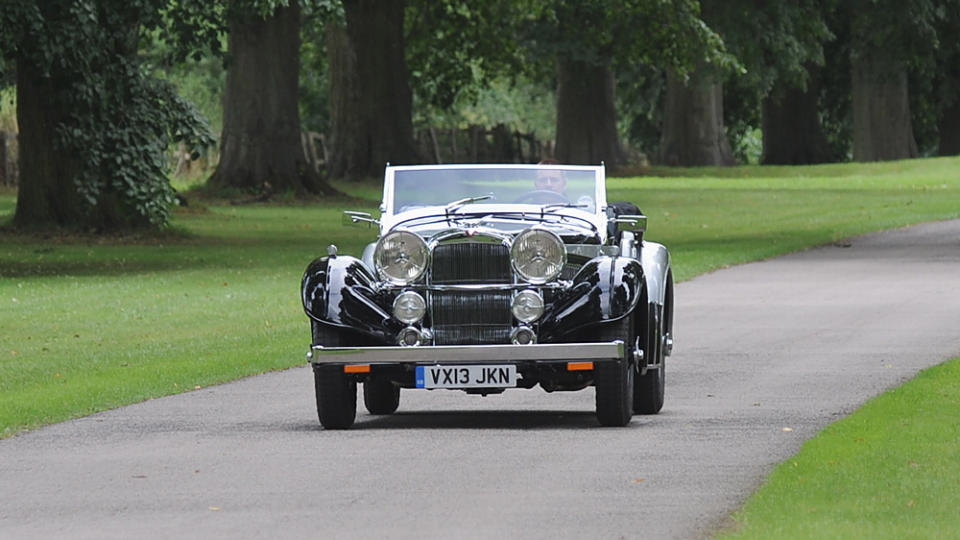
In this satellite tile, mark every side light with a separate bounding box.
[393,291,426,324]
[511,289,544,323]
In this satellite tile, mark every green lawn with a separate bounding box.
[2,157,959,438]
[722,356,960,539]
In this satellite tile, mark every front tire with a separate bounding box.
[363,377,400,415]
[594,315,635,427]
[312,322,357,429]
[314,365,357,429]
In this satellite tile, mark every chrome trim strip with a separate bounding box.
[308,341,624,364]
[428,227,513,249]
[378,282,570,292]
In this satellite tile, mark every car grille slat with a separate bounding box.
[431,291,512,345]
[431,242,511,284]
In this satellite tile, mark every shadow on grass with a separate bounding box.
[0,240,321,278]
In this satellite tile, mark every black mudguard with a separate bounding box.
[301,255,402,344]
[539,255,645,341]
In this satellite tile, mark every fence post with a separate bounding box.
[428,127,441,164]
[450,128,457,162]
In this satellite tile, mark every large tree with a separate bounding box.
[656,1,735,166]
[326,0,523,178]
[659,0,831,166]
[1,0,214,231]
[747,1,834,165]
[326,0,418,180]
[208,2,337,195]
[931,1,960,156]
[550,2,624,166]
[658,65,734,166]
[848,0,938,161]
[532,0,729,167]
[761,64,836,164]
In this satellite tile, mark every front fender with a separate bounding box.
[301,255,401,343]
[540,255,644,340]
[640,241,671,308]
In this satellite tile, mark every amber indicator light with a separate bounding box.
[567,362,594,371]
[344,365,371,373]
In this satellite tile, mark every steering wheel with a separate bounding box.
[514,190,570,204]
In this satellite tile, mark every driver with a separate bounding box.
[531,159,595,211]
[534,158,568,197]
[534,169,568,196]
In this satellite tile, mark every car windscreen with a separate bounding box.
[392,168,597,213]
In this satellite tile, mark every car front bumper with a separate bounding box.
[307,341,625,365]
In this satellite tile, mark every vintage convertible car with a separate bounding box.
[302,164,674,429]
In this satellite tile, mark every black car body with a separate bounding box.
[302,164,674,428]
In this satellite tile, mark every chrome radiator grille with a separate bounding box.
[431,291,512,345]
[431,242,511,284]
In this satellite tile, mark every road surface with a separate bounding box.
[2,220,960,539]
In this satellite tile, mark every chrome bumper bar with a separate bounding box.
[307,341,624,365]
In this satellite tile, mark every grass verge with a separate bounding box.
[721,357,960,539]
[1,157,959,439]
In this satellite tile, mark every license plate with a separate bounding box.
[415,365,517,389]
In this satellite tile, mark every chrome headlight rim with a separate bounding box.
[374,229,429,285]
[510,227,567,284]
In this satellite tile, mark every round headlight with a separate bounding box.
[374,230,428,284]
[393,291,426,324]
[512,289,544,323]
[510,228,566,283]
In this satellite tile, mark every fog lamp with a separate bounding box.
[511,326,537,345]
[398,327,422,347]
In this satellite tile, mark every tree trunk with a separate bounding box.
[209,4,335,196]
[658,68,735,167]
[762,66,836,165]
[12,57,86,229]
[554,57,625,166]
[327,0,418,180]
[938,99,960,156]
[326,22,358,176]
[851,52,917,162]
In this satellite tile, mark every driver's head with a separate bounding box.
[535,161,567,194]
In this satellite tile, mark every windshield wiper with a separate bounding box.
[445,194,493,214]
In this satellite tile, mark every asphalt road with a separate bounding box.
[3,220,960,539]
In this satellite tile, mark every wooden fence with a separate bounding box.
[415,124,551,164]
[0,126,549,186]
